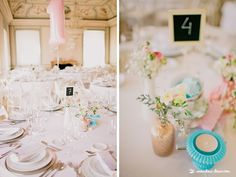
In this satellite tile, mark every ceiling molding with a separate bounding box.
[7,0,116,21]
[0,0,13,23]
[107,17,116,27]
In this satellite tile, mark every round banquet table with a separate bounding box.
[120,26,236,177]
[0,109,116,177]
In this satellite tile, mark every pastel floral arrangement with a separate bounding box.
[218,54,236,128]
[128,41,167,79]
[76,102,100,119]
[219,54,236,82]
[137,85,192,129]
[222,82,236,128]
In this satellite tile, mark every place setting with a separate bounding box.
[68,143,117,177]
[3,142,58,176]
[0,127,27,148]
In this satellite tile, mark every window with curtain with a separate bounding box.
[15,30,41,66]
[83,30,105,67]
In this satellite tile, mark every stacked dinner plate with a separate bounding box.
[0,127,25,143]
[5,144,56,175]
[41,105,63,112]
[81,156,117,177]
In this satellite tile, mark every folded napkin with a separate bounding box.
[14,143,45,162]
[97,151,117,176]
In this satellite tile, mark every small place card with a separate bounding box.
[195,134,218,152]
[65,86,74,97]
[168,9,206,44]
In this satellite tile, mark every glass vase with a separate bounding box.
[142,78,156,122]
[150,119,175,157]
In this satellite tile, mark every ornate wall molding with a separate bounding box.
[0,0,13,23]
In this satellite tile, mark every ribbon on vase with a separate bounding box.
[196,81,228,130]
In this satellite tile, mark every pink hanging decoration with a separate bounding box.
[47,0,66,46]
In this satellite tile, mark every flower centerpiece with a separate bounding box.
[137,85,192,156]
[137,85,192,129]
[219,54,236,81]
[128,41,167,105]
[218,54,236,128]
[75,102,101,129]
[128,41,167,79]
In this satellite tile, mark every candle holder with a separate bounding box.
[186,130,226,170]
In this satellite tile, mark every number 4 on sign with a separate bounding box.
[181,17,192,35]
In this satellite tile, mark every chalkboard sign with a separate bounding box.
[66,86,74,96]
[169,9,206,44]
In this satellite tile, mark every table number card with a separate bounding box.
[65,86,74,96]
[168,9,206,44]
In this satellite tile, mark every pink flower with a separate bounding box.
[227,54,233,60]
[154,51,163,59]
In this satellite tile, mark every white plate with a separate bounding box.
[41,105,63,112]
[0,128,24,142]
[10,149,47,164]
[82,157,111,177]
[6,150,53,172]
[0,128,20,137]
[92,143,108,152]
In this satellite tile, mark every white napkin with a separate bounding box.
[96,151,117,176]
[14,143,45,162]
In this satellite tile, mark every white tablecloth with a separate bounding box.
[0,109,116,177]
[120,51,236,177]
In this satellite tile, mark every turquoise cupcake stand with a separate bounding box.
[186,130,226,170]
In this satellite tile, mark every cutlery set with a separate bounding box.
[39,160,65,177]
